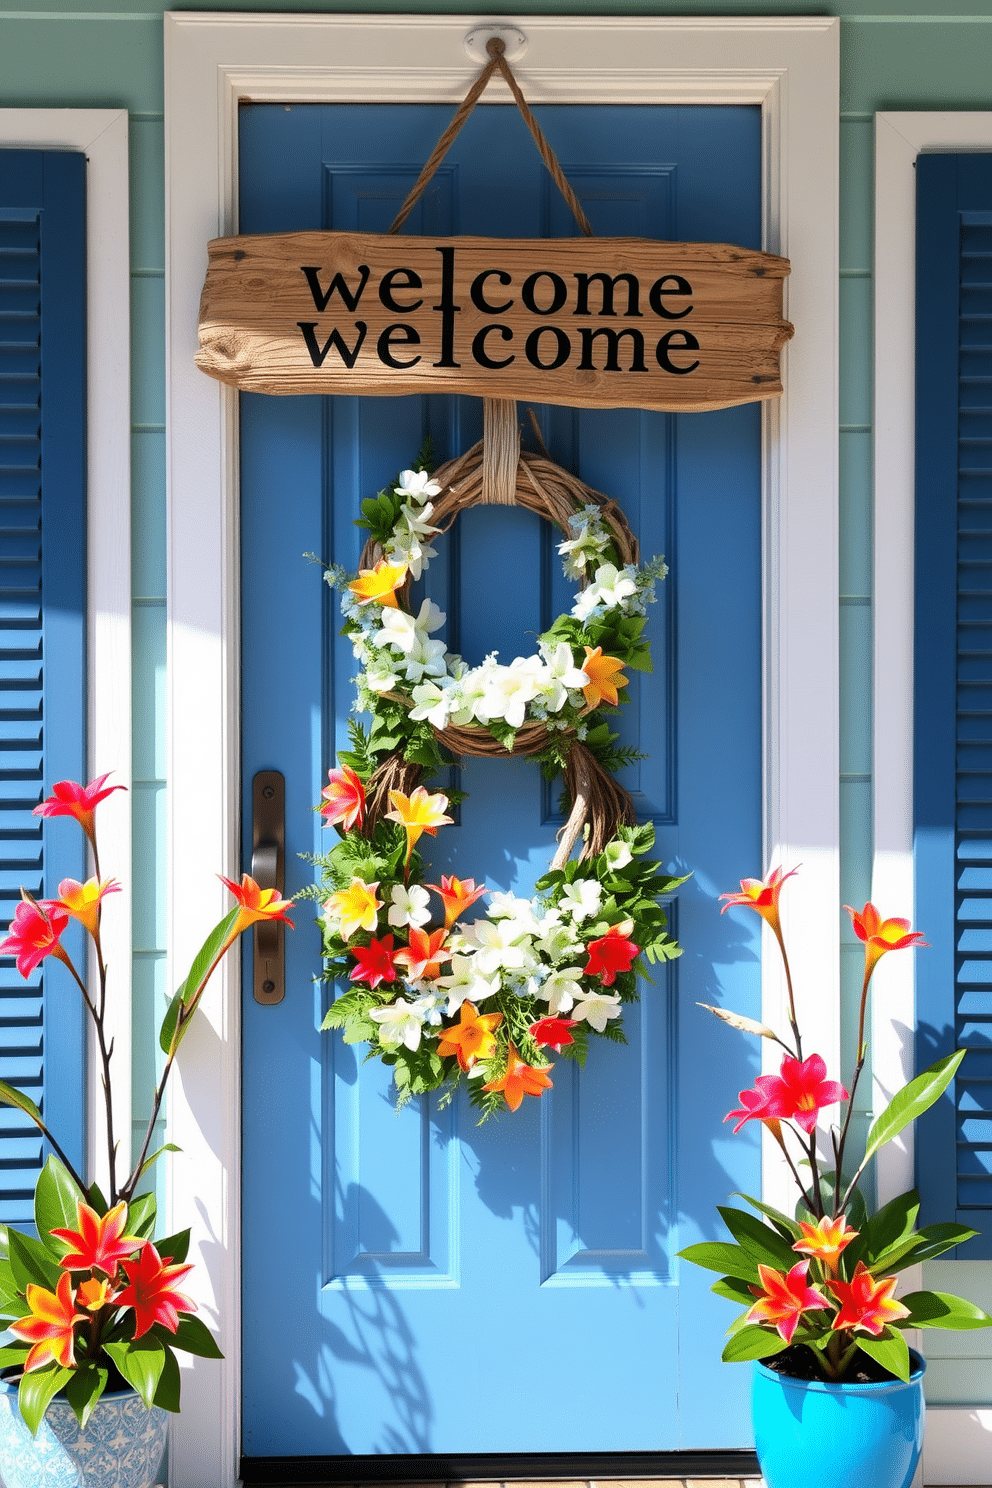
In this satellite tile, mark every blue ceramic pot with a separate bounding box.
[0,1378,168,1488]
[752,1349,926,1488]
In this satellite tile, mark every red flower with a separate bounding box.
[349,934,400,990]
[10,1273,85,1371]
[745,1260,830,1344]
[32,773,125,844]
[394,927,451,981]
[116,1242,197,1337]
[51,1199,142,1277]
[529,1016,578,1050]
[845,901,928,979]
[0,894,70,978]
[320,766,366,832]
[725,1074,789,1134]
[774,1053,848,1134]
[427,875,487,930]
[720,865,799,938]
[583,921,639,985]
[828,1261,911,1337]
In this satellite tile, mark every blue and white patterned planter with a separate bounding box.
[0,1379,168,1488]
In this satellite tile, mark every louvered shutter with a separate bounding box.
[0,150,86,1225]
[915,153,992,1256]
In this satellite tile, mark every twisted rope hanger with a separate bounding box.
[388,36,594,239]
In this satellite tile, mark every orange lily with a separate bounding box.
[744,1260,831,1344]
[427,874,487,929]
[845,901,928,980]
[320,765,366,831]
[32,773,126,850]
[437,1001,503,1072]
[719,865,800,938]
[348,559,408,608]
[483,1043,554,1112]
[792,1215,860,1275]
[51,1199,142,1276]
[394,926,452,981]
[10,1274,85,1371]
[76,1276,118,1312]
[828,1262,911,1336]
[56,876,121,940]
[385,787,454,873]
[324,877,382,941]
[581,646,629,709]
[219,873,295,938]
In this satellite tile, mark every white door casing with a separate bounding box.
[164,16,839,1485]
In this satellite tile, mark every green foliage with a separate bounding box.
[103,1335,167,1409]
[18,1364,73,1436]
[722,1326,788,1364]
[856,1329,911,1382]
[34,1156,84,1240]
[160,909,240,1055]
[63,1362,110,1429]
[898,1290,992,1329]
[863,1050,966,1168]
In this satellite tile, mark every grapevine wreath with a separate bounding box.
[309,408,685,1117]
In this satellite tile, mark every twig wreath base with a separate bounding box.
[311,409,683,1117]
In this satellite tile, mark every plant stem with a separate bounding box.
[21,1106,87,1194]
[772,923,802,1059]
[121,1051,175,1205]
[832,961,872,1213]
[807,1131,825,1218]
[56,949,118,1202]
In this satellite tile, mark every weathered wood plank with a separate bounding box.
[196,230,792,412]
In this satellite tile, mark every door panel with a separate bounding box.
[239,103,762,1458]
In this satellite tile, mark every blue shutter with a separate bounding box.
[915,152,992,1256]
[0,150,86,1224]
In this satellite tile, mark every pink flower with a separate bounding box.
[725,1074,789,1134]
[726,1053,847,1136]
[720,865,799,939]
[845,901,928,979]
[320,766,366,832]
[33,773,125,844]
[0,895,71,978]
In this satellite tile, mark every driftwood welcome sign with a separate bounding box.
[196,231,793,413]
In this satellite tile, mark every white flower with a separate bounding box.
[604,839,634,870]
[374,607,420,655]
[590,562,639,610]
[395,469,441,504]
[365,659,402,694]
[536,922,583,965]
[385,529,437,581]
[369,999,425,1051]
[537,640,589,713]
[408,991,446,1027]
[409,680,454,729]
[571,584,605,623]
[412,598,446,635]
[475,657,543,729]
[558,878,603,922]
[570,988,623,1032]
[396,500,440,540]
[388,882,432,929]
[403,636,448,683]
[486,892,542,936]
[437,955,501,1014]
[540,965,585,1014]
[461,918,534,976]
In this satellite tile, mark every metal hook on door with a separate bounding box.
[251,770,285,1005]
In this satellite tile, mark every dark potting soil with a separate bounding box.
[761,1345,902,1385]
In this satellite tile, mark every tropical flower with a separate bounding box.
[56,877,121,939]
[394,927,452,981]
[559,878,603,922]
[793,1215,860,1274]
[348,559,408,608]
[725,1074,790,1134]
[0,894,71,978]
[719,865,799,937]
[32,773,125,846]
[580,646,629,709]
[772,1053,848,1135]
[828,1262,911,1336]
[540,965,585,1014]
[745,1260,830,1344]
[395,468,441,503]
[50,1199,142,1276]
[369,999,427,1052]
[219,873,295,937]
[462,917,534,976]
[348,934,400,990]
[116,1242,197,1337]
[483,1044,554,1111]
[570,988,623,1032]
[436,956,501,1014]
[324,877,382,941]
[10,1274,85,1371]
[845,901,929,978]
[387,882,432,930]
[529,1016,577,1049]
[428,875,487,928]
[385,787,454,872]
[76,1277,118,1312]
[583,921,639,984]
[320,766,366,831]
[436,1001,503,1072]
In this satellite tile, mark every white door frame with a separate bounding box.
[164,15,839,1484]
[874,110,992,1488]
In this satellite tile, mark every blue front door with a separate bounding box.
[239,102,763,1460]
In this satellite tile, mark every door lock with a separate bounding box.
[251,769,285,1005]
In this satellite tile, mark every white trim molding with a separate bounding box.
[164,15,839,1484]
[0,109,132,1198]
[875,109,992,1487]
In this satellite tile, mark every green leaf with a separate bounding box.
[711,1275,756,1304]
[0,1344,30,1368]
[63,1362,109,1429]
[734,1192,802,1241]
[34,1155,85,1245]
[899,1290,992,1330]
[87,1181,108,1213]
[864,1189,920,1260]
[722,1326,789,1364]
[153,1343,182,1412]
[863,1050,966,1166]
[678,1242,760,1283]
[138,1144,181,1180]
[0,1080,43,1125]
[17,1364,73,1436]
[154,1227,190,1264]
[126,1192,158,1240]
[159,909,239,1055]
[168,1313,224,1359]
[103,1335,167,1409]
[855,1329,910,1382]
[717,1206,797,1270]
[7,1227,61,1292]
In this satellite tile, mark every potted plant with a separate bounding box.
[680,865,992,1488]
[0,775,293,1487]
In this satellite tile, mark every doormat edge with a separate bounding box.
[239,1450,761,1484]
